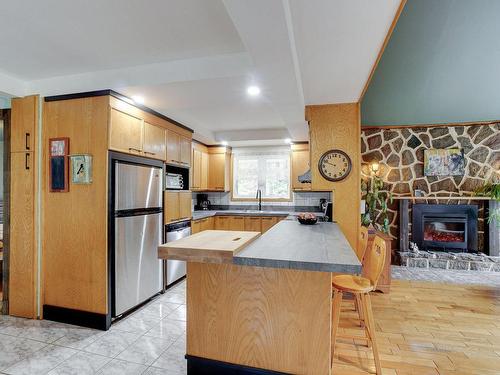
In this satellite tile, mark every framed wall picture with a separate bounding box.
[49,137,69,192]
[424,148,465,176]
[70,154,93,184]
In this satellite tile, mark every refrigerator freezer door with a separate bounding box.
[114,212,163,316]
[115,163,162,211]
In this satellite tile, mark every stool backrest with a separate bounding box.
[359,226,369,261]
[363,235,386,288]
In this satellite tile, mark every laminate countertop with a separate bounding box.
[233,220,361,273]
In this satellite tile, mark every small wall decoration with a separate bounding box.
[318,149,352,182]
[424,148,465,176]
[49,137,69,192]
[70,154,93,184]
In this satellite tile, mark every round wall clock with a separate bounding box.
[318,149,352,182]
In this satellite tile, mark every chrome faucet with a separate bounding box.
[256,189,262,211]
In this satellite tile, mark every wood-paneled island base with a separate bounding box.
[158,221,361,375]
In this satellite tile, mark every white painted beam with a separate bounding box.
[27,52,253,96]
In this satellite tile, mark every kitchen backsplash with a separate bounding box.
[192,191,331,211]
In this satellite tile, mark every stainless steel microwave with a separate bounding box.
[165,173,184,189]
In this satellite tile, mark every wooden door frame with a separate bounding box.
[0,109,10,314]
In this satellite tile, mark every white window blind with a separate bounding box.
[232,147,290,199]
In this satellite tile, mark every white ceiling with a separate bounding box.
[0,0,401,144]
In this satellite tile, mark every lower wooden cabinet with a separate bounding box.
[164,191,192,224]
[261,216,278,233]
[192,215,283,234]
[192,217,214,234]
[215,216,231,230]
[244,217,262,232]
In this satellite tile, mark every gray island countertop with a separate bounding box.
[233,220,361,273]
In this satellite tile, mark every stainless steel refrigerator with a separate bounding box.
[112,159,163,317]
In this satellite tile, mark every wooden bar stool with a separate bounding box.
[331,234,386,375]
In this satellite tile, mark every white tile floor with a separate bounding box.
[0,281,187,375]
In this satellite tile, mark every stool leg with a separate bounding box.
[362,293,381,375]
[331,289,343,365]
[355,294,364,327]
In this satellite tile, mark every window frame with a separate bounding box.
[230,149,292,202]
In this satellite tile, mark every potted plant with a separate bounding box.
[475,182,500,227]
[361,176,393,234]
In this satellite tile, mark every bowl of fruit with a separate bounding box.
[297,212,318,225]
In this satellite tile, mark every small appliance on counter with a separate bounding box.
[324,202,334,222]
[196,193,211,210]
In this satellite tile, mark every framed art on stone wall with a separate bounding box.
[424,148,465,176]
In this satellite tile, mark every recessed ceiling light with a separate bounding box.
[221,140,228,146]
[247,86,261,96]
[284,138,292,144]
[131,95,145,105]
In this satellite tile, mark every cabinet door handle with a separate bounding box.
[25,133,30,150]
[25,153,30,170]
[129,147,142,153]
[144,151,156,156]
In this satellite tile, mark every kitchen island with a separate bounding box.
[158,221,361,375]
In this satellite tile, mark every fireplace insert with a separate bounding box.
[412,204,478,252]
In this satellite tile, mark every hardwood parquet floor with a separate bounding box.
[332,280,500,375]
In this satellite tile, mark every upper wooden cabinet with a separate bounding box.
[291,143,311,191]
[166,130,180,164]
[167,131,191,167]
[180,136,191,166]
[207,147,231,191]
[109,108,143,155]
[143,121,166,160]
[11,96,37,152]
[107,96,192,162]
[191,143,209,191]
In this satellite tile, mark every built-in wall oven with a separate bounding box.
[164,221,190,287]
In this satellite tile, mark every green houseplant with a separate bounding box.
[475,182,500,227]
[361,176,393,234]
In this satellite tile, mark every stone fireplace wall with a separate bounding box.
[360,122,500,255]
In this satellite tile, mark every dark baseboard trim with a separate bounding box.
[44,89,193,133]
[186,355,288,375]
[43,305,111,331]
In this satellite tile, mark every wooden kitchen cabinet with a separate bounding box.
[109,107,143,155]
[215,216,231,230]
[143,121,166,160]
[191,217,214,234]
[179,191,192,221]
[200,217,214,231]
[11,96,37,152]
[229,216,245,231]
[291,143,311,191]
[201,152,209,188]
[180,136,191,166]
[191,149,202,190]
[166,130,180,164]
[244,217,261,232]
[164,191,179,224]
[164,191,192,224]
[261,216,278,233]
[208,152,228,191]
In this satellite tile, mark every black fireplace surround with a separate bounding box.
[412,204,478,252]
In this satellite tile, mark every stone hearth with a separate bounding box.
[399,250,500,272]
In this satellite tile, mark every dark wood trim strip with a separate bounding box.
[43,305,111,331]
[359,0,407,101]
[186,355,288,375]
[361,120,499,130]
[44,89,194,133]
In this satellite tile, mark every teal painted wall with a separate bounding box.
[362,0,500,126]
